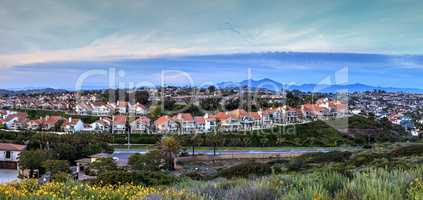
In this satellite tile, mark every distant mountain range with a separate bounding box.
[216,79,423,93]
[1,79,423,95]
[0,88,68,96]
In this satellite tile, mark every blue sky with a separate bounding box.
[0,0,422,89]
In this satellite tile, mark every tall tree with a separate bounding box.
[90,158,118,175]
[128,150,162,171]
[42,160,70,175]
[19,149,50,177]
[134,90,150,105]
[159,136,181,170]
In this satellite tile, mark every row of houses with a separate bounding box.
[58,115,152,134]
[154,101,347,133]
[1,94,75,111]
[0,100,347,134]
[0,110,151,134]
[75,101,147,116]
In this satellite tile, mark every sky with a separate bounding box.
[0,0,423,89]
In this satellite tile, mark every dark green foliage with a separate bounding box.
[27,133,113,163]
[19,149,51,176]
[134,90,150,105]
[96,170,133,185]
[0,130,34,143]
[390,144,423,157]
[299,151,352,163]
[51,171,73,182]
[163,97,176,111]
[217,162,272,178]
[266,158,290,165]
[97,170,176,186]
[183,104,205,116]
[286,158,306,171]
[128,150,163,171]
[286,91,303,107]
[90,158,118,174]
[78,115,99,124]
[200,97,222,112]
[81,143,114,158]
[24,109,66,120]
[224,98,240,111]
[53,143,79,161]
[185,171,209,180]
[349,153,383,167]
[42,160,70,175]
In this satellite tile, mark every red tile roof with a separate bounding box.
[133,116,150,125]
[154,115,170,126]
[28,119,44,125]
[0,143,26,151]
[113,115,127,125]
[5,112,28,123]
[176,113,193,122]
[248,112,261,120]
[228,109,247,119]
[62,118,81,126]
[215,112,228,121]
[303,104,323,112]
[44,116,62,125]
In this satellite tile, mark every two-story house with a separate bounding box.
[0,143,26,169]
[130,116,151,133]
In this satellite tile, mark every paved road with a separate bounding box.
[0,170,18,183]
[112,148,332,162]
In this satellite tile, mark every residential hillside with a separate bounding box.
[223,115,411,147]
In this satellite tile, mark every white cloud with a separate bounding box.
[0,26,345,68]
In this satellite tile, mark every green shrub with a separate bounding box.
[408,178,423,200]
[349,152,384,167]
[299,151,352,164]
[52,171,73,182]
[42,159,70,175]
[185,171,209,180]
[267,158,290,165]
[390,144,423,157]
[96,170,133,185]
[334,168,420,200]
[97,170,176,186]
[286,158,306,171]
[217,161,272,178]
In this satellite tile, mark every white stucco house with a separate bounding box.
[0,143,26,169]
[62,118,84,133]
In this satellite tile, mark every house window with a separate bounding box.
[5,151,11,159]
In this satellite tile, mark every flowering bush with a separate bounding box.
[408,178,423,200]
[2,167,423,200]
[0,179,175,200]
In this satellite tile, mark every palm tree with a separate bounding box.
[159,136,181,170]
